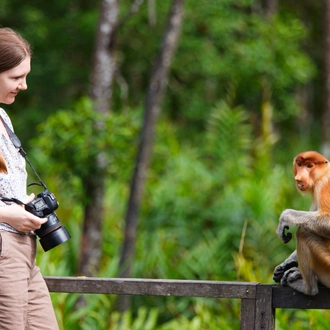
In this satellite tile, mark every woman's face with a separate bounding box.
[0,56,31,104]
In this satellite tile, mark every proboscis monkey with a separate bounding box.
[274,150,330,295]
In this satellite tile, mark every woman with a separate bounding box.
[0,27,59,329]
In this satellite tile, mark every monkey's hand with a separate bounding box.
[276,210,293,244]
[273,260,298,282]
[281,267,302,286]
[282,226,292,243]
[276,224,292,244]
[273,250,298,282]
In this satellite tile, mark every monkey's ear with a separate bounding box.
[0,154,7,174]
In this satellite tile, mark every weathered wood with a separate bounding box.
[254,285,275,330]
[241,298,256,330]
[44,277,258,299]
[273,285,330,309]
[44,277,330,328]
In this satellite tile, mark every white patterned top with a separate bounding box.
[0,108,28,234]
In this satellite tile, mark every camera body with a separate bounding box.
[25,189,70,251]
[25,189,58,217]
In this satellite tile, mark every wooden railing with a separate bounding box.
[44,277,330,330]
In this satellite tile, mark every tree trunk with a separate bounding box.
[258,0,278,162]
[263,0,277,17]
[117,0,185,312]
[322,0,330,158]
[79,175,105,276]
[89,0,118,115]
[78,0,118,277]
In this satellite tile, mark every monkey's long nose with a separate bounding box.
[294,173,302,181]
[294,169,306,182]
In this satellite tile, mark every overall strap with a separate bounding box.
[0,116,26,157]
[0,115,46,189]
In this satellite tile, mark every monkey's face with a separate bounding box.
[293,151,330,194]
[294,163,313,193]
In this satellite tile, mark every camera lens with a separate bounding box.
[39,226,71,252]
[35,212,71,251]
[24,189,71,251]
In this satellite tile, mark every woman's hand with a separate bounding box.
[0,193,47,232]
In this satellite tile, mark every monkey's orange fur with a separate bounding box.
[294,151,330,213]
[275,151,330,295]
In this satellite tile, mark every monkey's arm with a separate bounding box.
[276,209,319,243]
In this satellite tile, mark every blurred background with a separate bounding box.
[0,0,328,329]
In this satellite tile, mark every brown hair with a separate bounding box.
[0,28,32,73]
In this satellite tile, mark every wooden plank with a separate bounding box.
[43,278,330,328]
[241,298,256,330]
[44,277,258,299]
[273,285,330,309]
[254,285,275,330]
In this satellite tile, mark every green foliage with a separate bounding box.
[276,309,330,330]
[204,101,253,181]
[0,0,327,328]
[30,97,320,328]
[0,0,98,142]
[108,307,159,330]
[0,0,317,142]
[166,0,315,127]
[157,299,240,330]
[31,97,140,196]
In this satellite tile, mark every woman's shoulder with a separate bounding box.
[0,108,13,130]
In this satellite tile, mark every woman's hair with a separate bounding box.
[0,27,32,73]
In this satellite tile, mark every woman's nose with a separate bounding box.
[19,80,28,90]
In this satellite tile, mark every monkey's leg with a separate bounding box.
[285,229,319,295]
[273,250,298,283]
[285,269,318,295]
[281,265,318,295]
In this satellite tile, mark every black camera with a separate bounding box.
[25,189,71,251]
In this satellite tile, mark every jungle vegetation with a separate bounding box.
[0,0,329,328]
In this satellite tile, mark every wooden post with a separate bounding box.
[241,298,256,330]
[254,284,275,330]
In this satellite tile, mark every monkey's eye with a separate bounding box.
[306,163,314,168]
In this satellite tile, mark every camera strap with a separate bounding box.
[0,115,47,189]
[0,196,25,205]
